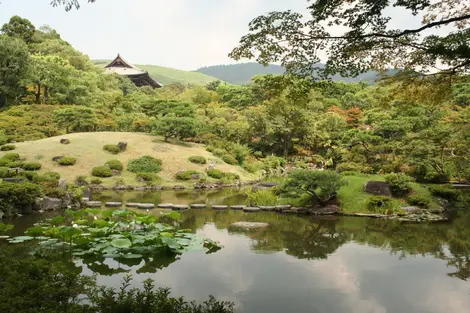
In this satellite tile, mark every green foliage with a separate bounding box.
[188,156,207,164]
[0,167,8,178]
[246,189,278,206]
[105,159,123,171]
[407,194,431,209]
[175,170,200,181]
[149,100,197,141]
[207,169,224,179]
[212,148,226,157]
[53,107,98,133]
[58,156,77,166]
[262,155,286,171]
[336,162,372,174]
[1,153,19,161]
[75,175,88,186]
[21,162,42,171]
[0,182,42,217]
[90,178,102,185]
[222,154,238,165]
[136,172,161,183]
[92,166,113,178]
[385,173,415,197]
[127,156,162,173]
[0,144,16,151]
[366,196,397,214]
[103,144,121,155]
[428,185,461,202]
[0,159,11,167]
[282,170,347,205]
[242,162,259,173]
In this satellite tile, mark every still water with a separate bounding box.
[10,190,470,313]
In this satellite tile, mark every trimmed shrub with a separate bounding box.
[407,194,431,208]
[339,171,361,176]
[0,159,11,167]
[58,157,77,166]
[127,156,162,173]
[2,153,19,161]
[366,196,396,214]
[385,173,414,196]
[92,166,113,178]
[428,185,461,202]
[188,156,207,164]
[0,144,16,151]
[19,171,39,181]
[9,161,24,168]
[0,167,8,178]
[175,170,200,181]
[60,139,71,145]
[212,148,226,157]
[113,178,125,186]
[21,162,42,171]
[45,187,66,199]
[207,169,224,179]
[222,155,238,165]
[90,178,102,185]
[103,144,121,155]
[105,159,123,171]
[136,172,160,183]
[205,145,215,152]
[33,172,60,188]
[43,172,61,180]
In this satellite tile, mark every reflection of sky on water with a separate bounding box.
[87,224,470,313]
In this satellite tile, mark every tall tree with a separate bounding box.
[1,16,35,43]
[230,0,470,78]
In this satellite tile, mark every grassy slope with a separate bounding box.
[0,132,255,186]
[93,60,218,85]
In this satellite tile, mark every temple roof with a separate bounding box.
[104,54,163,88]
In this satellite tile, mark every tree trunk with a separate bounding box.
[35,83,41,104]
[44,86,49,104]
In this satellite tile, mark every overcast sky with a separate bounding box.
[0,0,311,70]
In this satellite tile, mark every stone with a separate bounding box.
[311,205,340,215]
[231,222,269,229]
[52,156,64,162]
[402,206,423,214]
[364,181,392,197]
[41,197,62,211]
[3,177,26,183]
[112,170,122,176]
[60,138,70,144]
[190,173,201,180]
[105,202,122,208]
[243,207,260,213]
[212,205,228,210]
[230,205,246,210]
[86,201,102,208]
[58,179,67,190]
[158,203,173,208]
[275,205,291,210]
[126,203,140,207]
[252,182,279,192]
[173,185,185,190]
[190,204,207,209]
[83,188,92,199]
[135,187,145,191]
[172,204,189,211]
[259,206,275,211]
[117,142,128,152]
[138,203,155,210]
[82,197,90,202]
[0,211,3,219]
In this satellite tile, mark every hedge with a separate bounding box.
[0,144,16,151]
[105,159,123,171]
[127,156,162,173]
[92,166,113,178]
[188,156,207,164]
[58,157,77,166]
[103,144,121,155]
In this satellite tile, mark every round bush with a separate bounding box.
[212,148,226,157]
[175,170,200,181]
[43,172,61,180]
[385,173,414,196]
[105,159,123,171]
[2,153,19,161]
[92,166,113,178]
[103,144,121,155]
[136,172,160,183]
[0,159,11,167]
[207,169,224,179]
[127,156,162,173]
[58,157,77,166]
[0,167,8,178]
[366,196,395,214]
[0,144,16,151]
[19,171,38,181]
[407,194,431,208]
[22,162,42,171]
[188,156,207,164]
[90,178,102,185]
[222,155,238,165]
[9,161,24,168]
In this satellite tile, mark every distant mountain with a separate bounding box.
[195,63,398,85]
[93,60,219,86]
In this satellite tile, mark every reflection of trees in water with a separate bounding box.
[179,210,470,281]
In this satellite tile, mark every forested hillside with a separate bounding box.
[195,63,398,85]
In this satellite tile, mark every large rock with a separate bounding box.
[259,206,275,211]
[41,197,62,211]
[58,179,67,190]
[52,156,64,162]
[311,205,340,215]
[60,138,70,145]
[364,181,392,197]
[117,142,128,152]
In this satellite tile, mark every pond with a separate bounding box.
[6,191,470,313]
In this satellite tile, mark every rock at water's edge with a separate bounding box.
[364,181,392,197]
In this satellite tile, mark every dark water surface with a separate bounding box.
[7,190,470,313]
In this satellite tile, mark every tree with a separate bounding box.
[1,16,35,43]
[0,35,30,107]
[52,107,98,133]
[50,0,96,11]
[230,0,470,78]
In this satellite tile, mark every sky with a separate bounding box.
[0,0,310,70]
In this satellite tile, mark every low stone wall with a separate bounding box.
[88,181,259,192]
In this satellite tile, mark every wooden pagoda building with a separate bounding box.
[105,54,163,88]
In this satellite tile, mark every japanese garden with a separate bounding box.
[0,1,470,312]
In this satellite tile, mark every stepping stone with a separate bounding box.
[230,205,246,210]
[125,203,140,208]
[275,205,291,210]
[158,203,173,208]
[243,207,260,213]
[86,201,102,208]
[190,204,207,209]
[232,222,269,229]
[212,205,228,210]
[138,203,155,210]
[259,206,275,211]
[105,202,122,208]
[172,204,189,211]
[82,197,90,202]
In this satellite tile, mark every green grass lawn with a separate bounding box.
[0,132,255,187]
